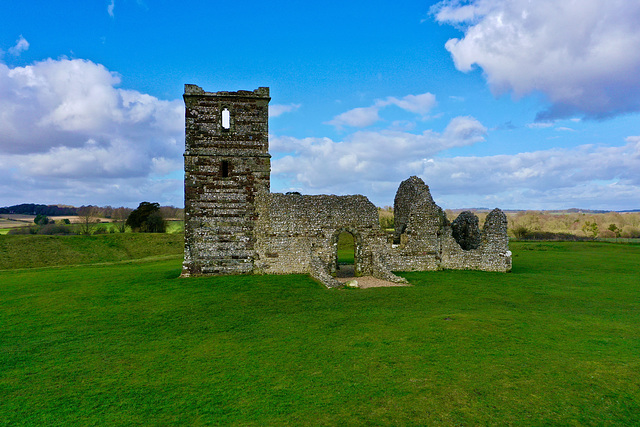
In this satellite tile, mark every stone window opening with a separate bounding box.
[221,160,230,178]
[393,224,406,245]
[221,107,231,130]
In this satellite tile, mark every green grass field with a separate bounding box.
[1,239,639,425]
[0,233,184,270]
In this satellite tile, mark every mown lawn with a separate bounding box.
[1,241,639,425]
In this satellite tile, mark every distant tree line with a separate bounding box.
[0,204,77,216]
[0,203,184,220]
[377,208,640,241]
[505,210,640,240]
[6,202,184,236]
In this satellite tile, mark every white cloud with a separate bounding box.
[272,115,486,195]
[433,0,640,120]
[326,106,381,128]
[432,0,499,23]
[442,116,487,144]
[8,35,29,56]
[326,92,437,129]
[416,138,640,209]
[377,92,437,115]
[108,0,115,17]
[0,58,184,207]
[269,103,301,117]
[272,129,640,209]
[626,135,640,144]
[273,96,640,209]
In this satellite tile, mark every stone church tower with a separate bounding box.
[182,85,271,276]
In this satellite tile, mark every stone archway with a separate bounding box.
[330,227,363,278]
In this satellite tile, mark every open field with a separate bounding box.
[1,239,639,425]
[0,215,34,234]
[0,215,184,236]
[0,233,184,270]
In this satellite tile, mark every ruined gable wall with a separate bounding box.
[393,176,433,242]
[385,198,447,271]
[439,209,511,271]
[386,176,446,271]
[386,176,512,273]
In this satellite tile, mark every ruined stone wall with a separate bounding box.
[386,177,446,271]
[393,176,433,242]
[182,85,270,276]
[439,209,512,272]
[254,193,402,286]
[386,176,512,273]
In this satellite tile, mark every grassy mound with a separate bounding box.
[1,241,639,424]
[0,233,183,270]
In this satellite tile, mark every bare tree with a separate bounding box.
[77,205,100,235]
[159,205,183,220]
[111,207,133,233]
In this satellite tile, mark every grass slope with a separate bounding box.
[1,241,639,425]
[0,233,183,270]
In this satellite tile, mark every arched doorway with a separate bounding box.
[336,231,355,277]
[331,228,361,278]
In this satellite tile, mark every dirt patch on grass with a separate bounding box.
[336,264,410,288]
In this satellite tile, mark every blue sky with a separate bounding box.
[1,0,639,210]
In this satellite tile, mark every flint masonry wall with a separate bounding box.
[254,193,397,285]
[182,85,271,276]
[387,176,512,273]
[439,208,512,272]
[387,176,448,271]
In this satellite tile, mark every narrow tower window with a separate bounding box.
[221,160,230,177]
[221,108,230,129]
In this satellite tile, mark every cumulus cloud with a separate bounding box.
[416,138,640,209]
[272,127,640,209]
[433,0,640,120]
[108,0,115,17]
[327,92,437,128]
[269,103,301,117]
[0,58,184,207]
[271,115,486,195]
[8,35,29,56]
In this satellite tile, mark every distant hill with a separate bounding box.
[0,204,77,216]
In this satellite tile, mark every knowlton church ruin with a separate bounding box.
[182,85,512,287]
